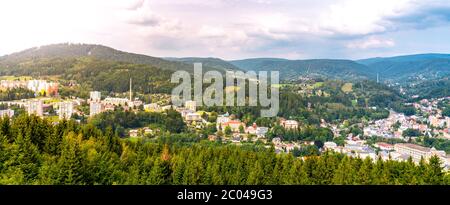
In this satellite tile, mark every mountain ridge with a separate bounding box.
[1,43,450,84]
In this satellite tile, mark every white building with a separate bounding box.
[103,97,129,106]
[394,143,446,163]
[161,105,176,111]
[256,127,269,138]
[144,103,160,112]
[280,119,299,130]
[185,112,202,122]
[90,91,101,102]
[90,102,103,117]
[216,114,231,130]
[58,101,73,120]
[324,141,337,150]
[184,100,197,112]
[129,129,139,138]
[26,100,43,117]
[0,109,14,118]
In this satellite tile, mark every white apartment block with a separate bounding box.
[26,100,43,117]
[58,101,73,120]
[394,143,446,162]
[103,97,129,106]
[185,113,202,122]
[184,100,197,112]
[144,103,160,111]
[281,120,299,130]
[90,102,103,117]
[90,91,101,102]
[0,109,14,118]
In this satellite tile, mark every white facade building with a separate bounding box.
[26,100,43,117]
[0,109,14,118]
[90,91,101,102]
[184,100,197,112]
[58,101,74,120]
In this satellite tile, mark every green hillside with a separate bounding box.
[165,57,242,71]
[357,53,450,82]
[230,58,370,81]
[0,43,225,73]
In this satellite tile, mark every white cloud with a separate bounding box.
[0,0,449,59]
[346,36,395,49]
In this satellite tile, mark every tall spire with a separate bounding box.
[129,77,132,101]
[376,73,379,83]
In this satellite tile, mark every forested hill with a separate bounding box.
[230,58,371,81]
[165,57,242,71]
[0,57,176,95]
[357,53,450,82]
[0,43,227,73]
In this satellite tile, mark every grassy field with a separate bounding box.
[43,98,62,104]
[128,137,139,142]
[45,115,60,123]
[0,76,33,81]
[341,83,353,93]
[313,82,324,88]
[225,86,241,93]
[351,99,358,106]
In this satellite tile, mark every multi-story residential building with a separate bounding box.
[58,101,73,120]
[256,127,269,138]
[128,99,143,108]
[216,114,231,130]
[26,100,43,116]
[27,80,58,96]
[103,97,129,106]
[394,143,446,162]
[245,123,257,135]
[144,103,160,112]
[0,109,14,118]
[89,102,103,117]
[161,105,176,111]
[280,119,299,130]
[185,113,202,122]
[324,142,338,150]
[0,80,27,90]
[220,120,245,133]
[429,116,440,127]
[184,100,197,112]
[90,91,101,102]
[374,142,394,151]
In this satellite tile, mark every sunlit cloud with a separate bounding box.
[0,0,449,59]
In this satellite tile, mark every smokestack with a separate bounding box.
[129,78,132,101]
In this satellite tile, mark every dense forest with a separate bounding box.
[0,57,176,96]
[0,87,35,101]
[200,80,409,126]
[0,114,448,185]
[89,108,186,137]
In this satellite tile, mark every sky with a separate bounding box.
[1,0,450,60]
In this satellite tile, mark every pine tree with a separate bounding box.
[0,117,12,142]
[56,132,85,185]
[356,157,373,185]
[425,155,444,185]
[9,132,41,184]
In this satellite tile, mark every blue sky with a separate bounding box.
[1,0,450,60]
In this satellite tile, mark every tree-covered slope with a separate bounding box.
[357,53,450,82]
[165,57,242,71]
[230,58,371,81]
[0,43,225,73]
